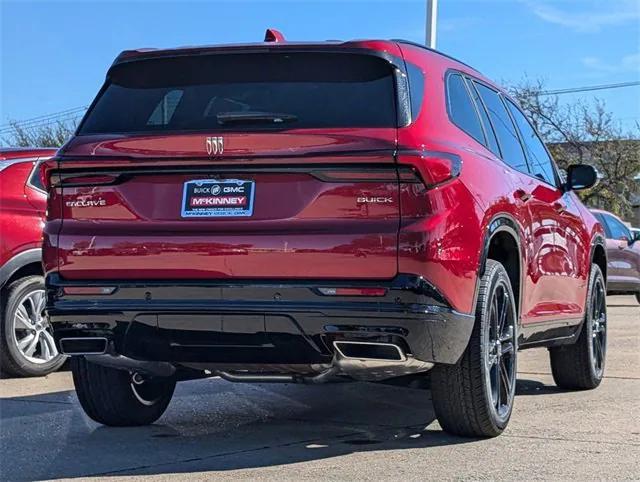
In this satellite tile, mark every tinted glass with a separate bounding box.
[28,160,45,192]
[603,214,631,240]
[467,80,501,156]
[406,62,425,121]
[506,99,557,185]
[80,53,397,134]
[474,82,528,172]
[593,213,609,237]
[447,74,485,144]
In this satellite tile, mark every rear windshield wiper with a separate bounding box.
[216,111,298,126]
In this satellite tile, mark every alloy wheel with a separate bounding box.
[590,277,607,377]
[11,289,58,364]
[486,281,516,420]
[130,374,170,406]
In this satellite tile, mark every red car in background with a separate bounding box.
[0,147,65,376]
[591,209,640,302]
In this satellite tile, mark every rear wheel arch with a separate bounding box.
[478,215,523,320]
[1,249,43,291]
[591,236,607,284]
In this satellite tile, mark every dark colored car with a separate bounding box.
[591,209,640,302]
[1,147,65,376]
[43,31,607,437]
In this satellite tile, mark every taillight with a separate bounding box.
[56,174,120,186]
[397,151,462,188]
[39,159,57,191]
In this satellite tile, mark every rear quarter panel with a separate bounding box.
[395,43,515,315]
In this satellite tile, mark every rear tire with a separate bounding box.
[549,264,606,390]
[635,292,640,305]
[71,357,176,426]
[431,260,518,437]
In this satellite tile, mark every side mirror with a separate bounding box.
[564,164,598,191]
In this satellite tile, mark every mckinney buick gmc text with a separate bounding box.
[42,30,607,437]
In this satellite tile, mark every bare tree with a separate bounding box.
[509,79,639,218]
[2,119,77,148]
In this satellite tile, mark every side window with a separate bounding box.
[446,73,485,145]
[28,160,46,192]
[593,213,610,237]
[473,82,528,173]
[603,214,632,240]
[406,62,425,122]
[466,79,501,157]
[506,99,557,186]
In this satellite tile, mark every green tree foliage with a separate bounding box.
[509,79,639,218]
[2,119,77,148]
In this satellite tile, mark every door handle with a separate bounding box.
[515,189,532,202]
[553,202,567,214]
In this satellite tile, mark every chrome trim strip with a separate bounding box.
[333,341,407,362]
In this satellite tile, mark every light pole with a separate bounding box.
[425,0,438,49]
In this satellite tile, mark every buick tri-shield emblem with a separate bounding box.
[205,136,224,156]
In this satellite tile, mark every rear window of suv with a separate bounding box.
[79,53,398,134]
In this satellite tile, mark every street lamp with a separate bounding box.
[426,0,438,49]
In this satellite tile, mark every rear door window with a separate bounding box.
[602,213,632,240]
[473,82,529,173]
[505,99,558,186]
[79,53,398,134]
[446,73,485,145]
[466,80,501,157]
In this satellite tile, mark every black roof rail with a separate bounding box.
[391,39,481,74]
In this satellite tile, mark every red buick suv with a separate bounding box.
[43,31,607,437]
[1,147,65,376]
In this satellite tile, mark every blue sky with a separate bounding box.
[1,0,639,130]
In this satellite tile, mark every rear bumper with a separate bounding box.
[46,273,474,366]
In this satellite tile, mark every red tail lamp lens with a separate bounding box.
[397,151,462,188]
[39,159,57,191]
[61,174,120,186]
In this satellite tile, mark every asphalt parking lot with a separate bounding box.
[0,295,638,481]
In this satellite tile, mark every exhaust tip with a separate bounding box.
[333,341,406,362]
[59,337,108,355]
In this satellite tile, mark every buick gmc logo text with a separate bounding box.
[193,185,245,195]
[65,199,107,208]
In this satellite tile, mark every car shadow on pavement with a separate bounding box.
[516,378,571,396]
[0,378,481,480]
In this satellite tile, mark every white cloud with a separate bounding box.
[581,52,640,73]
[523,0,640,33]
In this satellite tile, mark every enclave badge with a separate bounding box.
[205,136,224,156]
